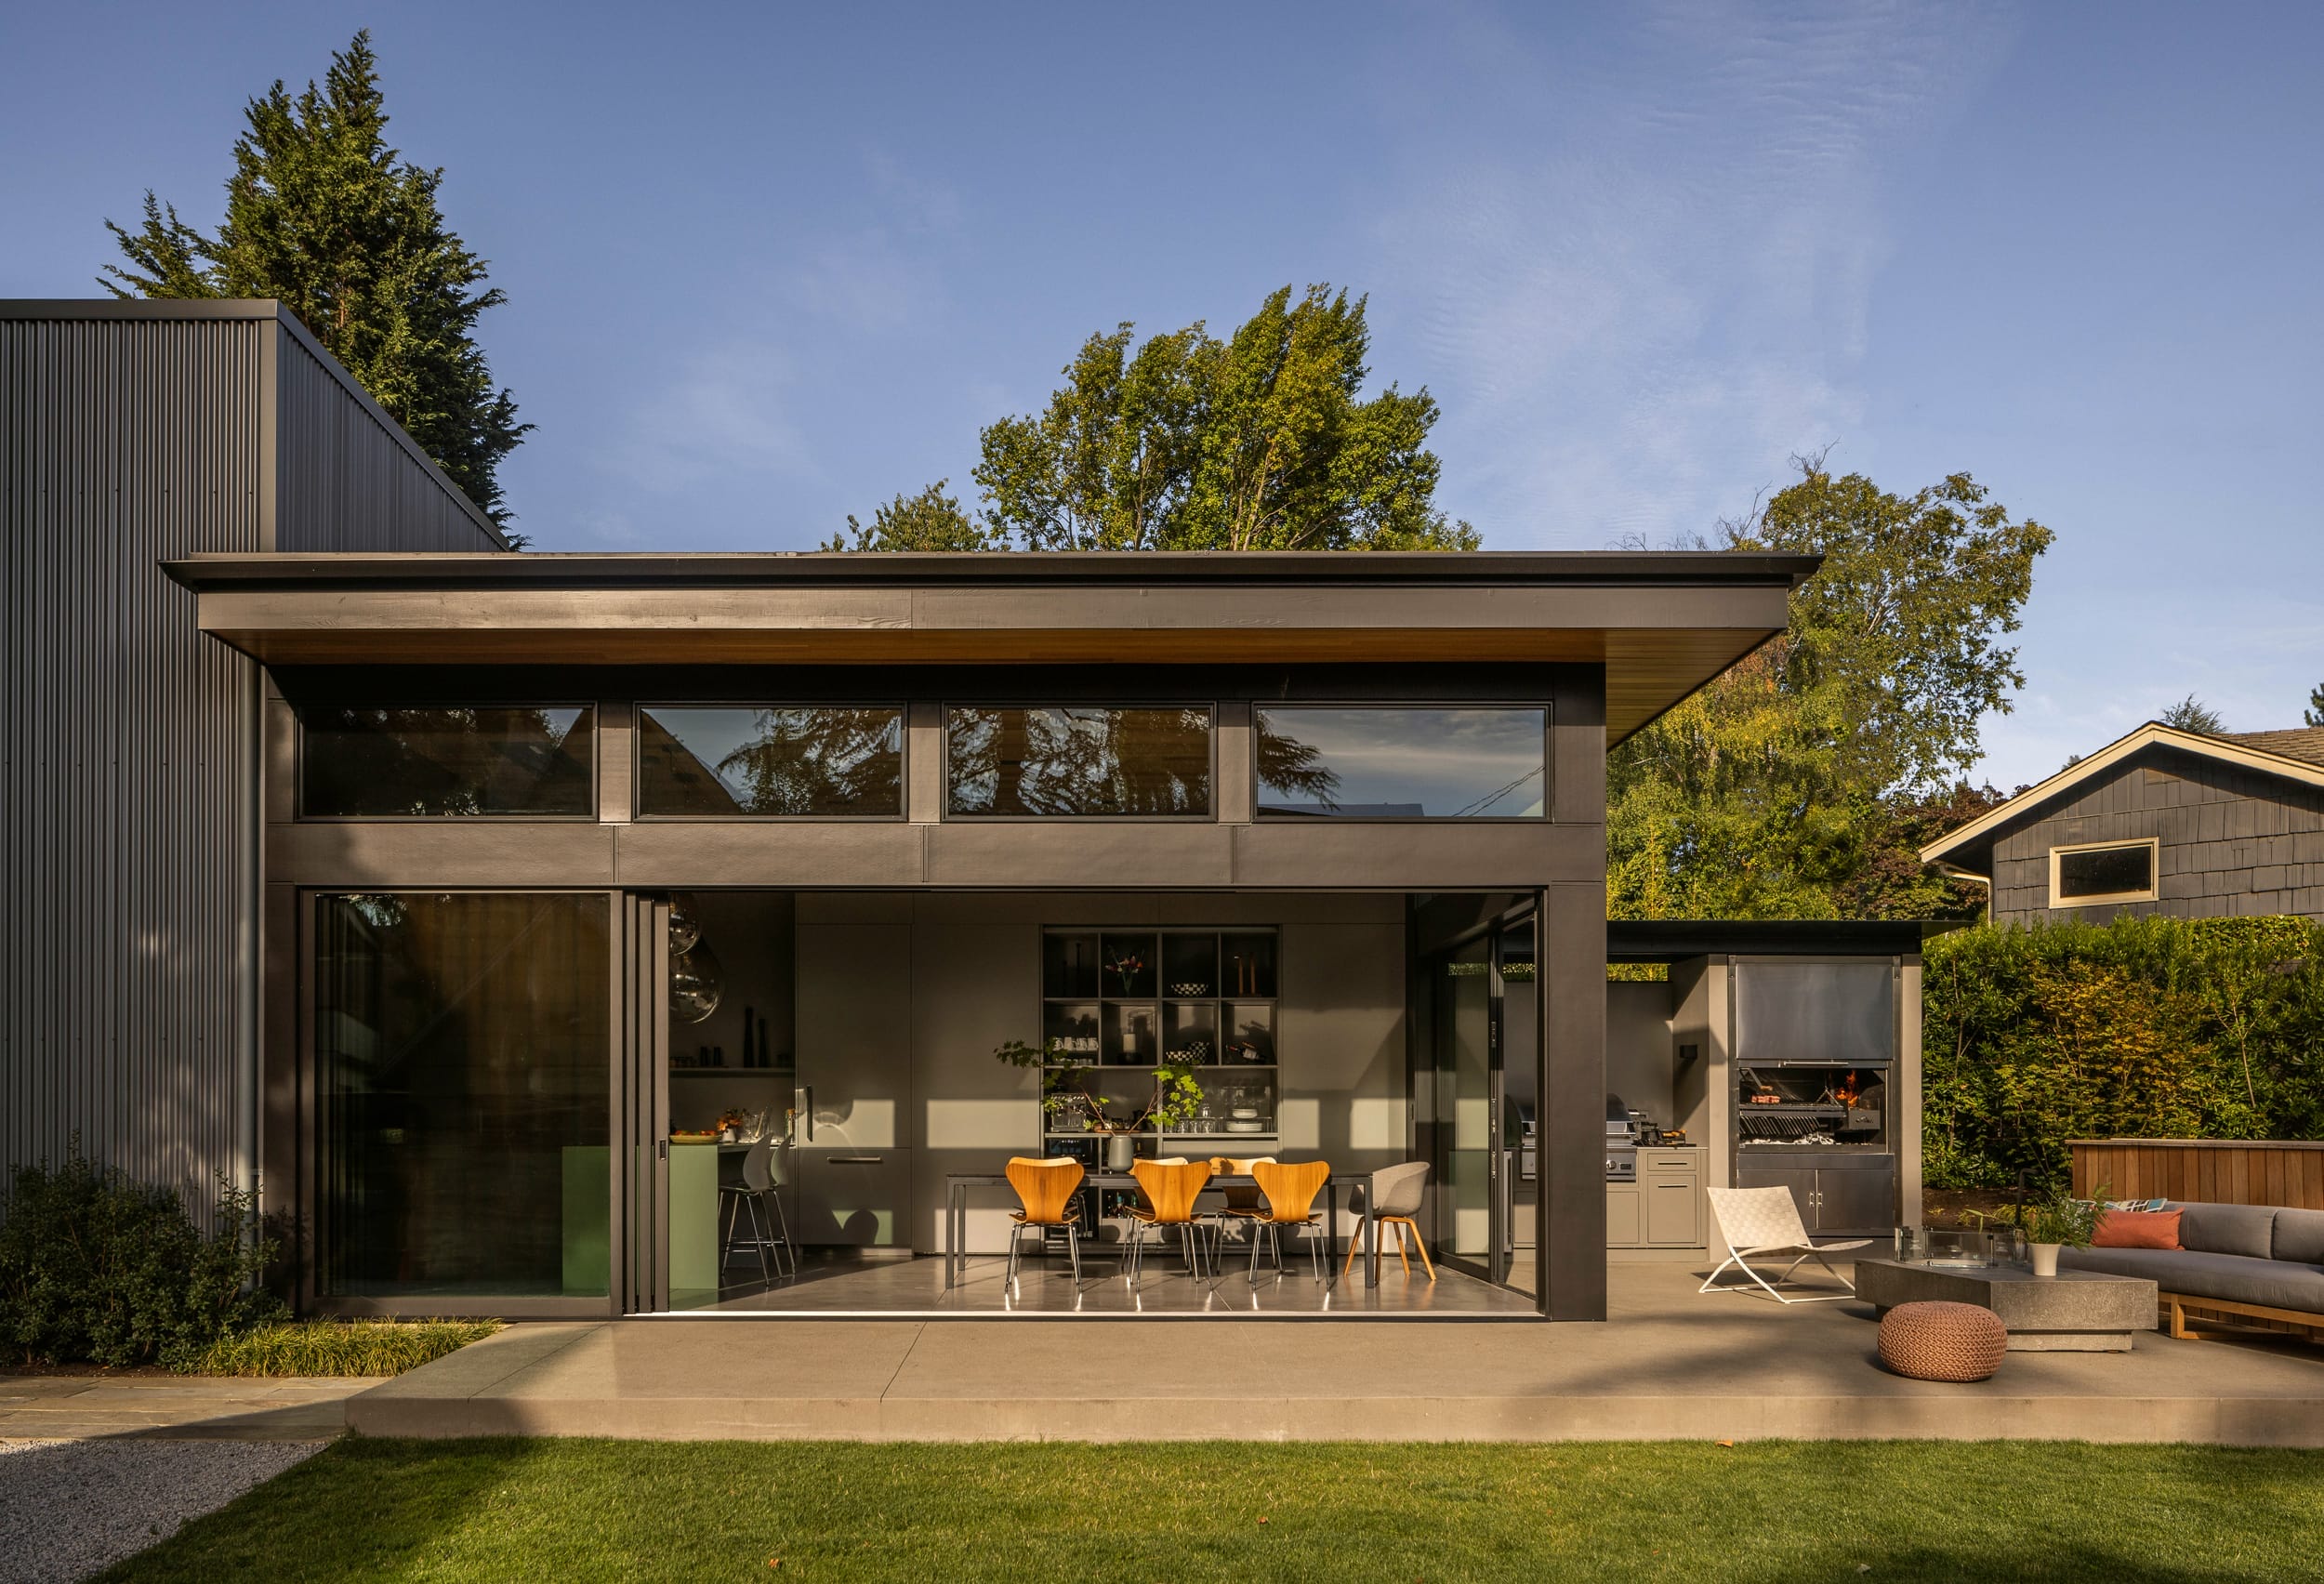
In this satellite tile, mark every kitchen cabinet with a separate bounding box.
[795,922,914,1247]
[1607,1183,1642,1246]
[1609,1146,1704,1248]
[1736,1153,1895,1235]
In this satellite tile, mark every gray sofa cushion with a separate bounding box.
[2169,1201,2278,1260]
[2061,1246,2324,1313]
[2273,1207,2324,1266]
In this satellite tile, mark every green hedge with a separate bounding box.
[1922,915,2324,1191]
[0,1151,285,1369]
[194,1319,502,1377]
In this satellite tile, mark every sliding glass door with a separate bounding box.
[313,891,614,1308]
[1421,906,1538,1290]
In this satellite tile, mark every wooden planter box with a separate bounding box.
[2069,1139,2324,1210]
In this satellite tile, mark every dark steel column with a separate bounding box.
[1540,673,1609,1320]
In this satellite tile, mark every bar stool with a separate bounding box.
[1123,1158,1214,1286]
[1004,1155,1088,1290]
[719,1138,796,1283]
[1247,1159,1332,1284]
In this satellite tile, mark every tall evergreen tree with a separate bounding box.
[103,32,528,533]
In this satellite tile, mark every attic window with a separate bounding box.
[2050,838,2159,906]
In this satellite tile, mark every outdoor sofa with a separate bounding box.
[2061,1200,2324,1340]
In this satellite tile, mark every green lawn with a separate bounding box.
[109,1438,2323,1582]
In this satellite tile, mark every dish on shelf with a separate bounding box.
[1169,982,1212,997]
[1225,1119,1268,1134]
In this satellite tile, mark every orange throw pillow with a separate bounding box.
[2093,1208,2183,1249]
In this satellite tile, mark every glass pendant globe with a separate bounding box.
[669,942,723,1023]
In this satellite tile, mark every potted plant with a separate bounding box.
[2019,1185,2106,1278]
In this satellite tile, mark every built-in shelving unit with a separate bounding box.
[1040,927,1280,1160]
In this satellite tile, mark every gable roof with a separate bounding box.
[1921,720,2324,875]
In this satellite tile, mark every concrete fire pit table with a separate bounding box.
[1854,1259,2159,1352]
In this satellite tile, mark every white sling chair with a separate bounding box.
[1700,1185,1872,1303]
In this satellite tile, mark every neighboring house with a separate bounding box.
[5,299,1842,1325]
[1921,722,2324,925]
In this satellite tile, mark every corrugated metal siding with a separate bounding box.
[272,326,504,552]
[1,314,262,1207]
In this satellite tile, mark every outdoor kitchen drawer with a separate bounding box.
[1640,1150,1703,1247]
[1642,1152,1698,1174]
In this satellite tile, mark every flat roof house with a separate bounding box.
[6,300,1839,1323]
[1922,722,2324,926]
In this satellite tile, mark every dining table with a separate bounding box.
[944,1168,1383,1290]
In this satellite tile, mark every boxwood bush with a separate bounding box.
[1923,915,2324,1190]
[0,1150,285,1370]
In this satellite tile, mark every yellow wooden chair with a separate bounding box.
[1125,1158,1215,1285]
[1247,1159,1333,1284]
[1003,1155,1088,1290]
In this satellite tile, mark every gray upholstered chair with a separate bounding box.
[1343,1160,1433,1281]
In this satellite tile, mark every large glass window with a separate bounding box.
[316,893,611,1299]
[300,706,594,817]
[638,706,904,817]
[1255,706,1545,818]
[946,706,1211,816]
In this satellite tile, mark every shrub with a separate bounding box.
[0,1150,285,1370]
[1923,915,2324,1191]
[192,1319,501,1377]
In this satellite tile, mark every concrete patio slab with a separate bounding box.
[346,1264,2324,1445]
[0,1376,379,1442]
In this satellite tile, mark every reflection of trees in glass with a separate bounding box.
[303,706,591,815]
[636,707,902,816]
[1253,718,1341,811]
[949,707,1209,815]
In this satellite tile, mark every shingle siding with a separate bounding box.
[1987,747,2324,926]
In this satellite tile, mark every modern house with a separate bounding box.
[7,299,1880,1325]
[1921,722,2324,925]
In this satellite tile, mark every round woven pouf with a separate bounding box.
[1878,1300,2008,1382]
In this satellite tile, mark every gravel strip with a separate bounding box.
[0,1438,324,1583]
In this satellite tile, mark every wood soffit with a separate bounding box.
[165,551,1813,740]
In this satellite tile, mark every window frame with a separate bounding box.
[1249,702,1552,823]
[940,701,1220,822]
[294,701,601,823]
[2048,837,2161,907]
[631,700,910,823]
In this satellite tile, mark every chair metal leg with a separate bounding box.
[768,1187,797,1278]
[1005,1223,1023,1292]
[746,1195,772,1283]
[1066,1221,1084,1286]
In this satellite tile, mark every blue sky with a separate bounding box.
[5,2,2318,788]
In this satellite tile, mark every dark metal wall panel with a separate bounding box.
[271,325,504,552]
[1,312,264,1206]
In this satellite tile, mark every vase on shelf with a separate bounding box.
[1103,1131,1135,1172]
[2028,1241,2061,1278]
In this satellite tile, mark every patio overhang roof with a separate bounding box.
[162,548,1817,740]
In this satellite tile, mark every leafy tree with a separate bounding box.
[102,32,528,533]
[2159,694,2225,734]
[1608,458,2053,920]
[970,284,1475,551]
[824,481,996,551]
[2303,680,2323,728]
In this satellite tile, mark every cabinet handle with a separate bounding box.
[830,1155,885,1166]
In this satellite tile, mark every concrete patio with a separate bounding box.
[0,1375,378,1442]
[348,1264,2324,1445]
